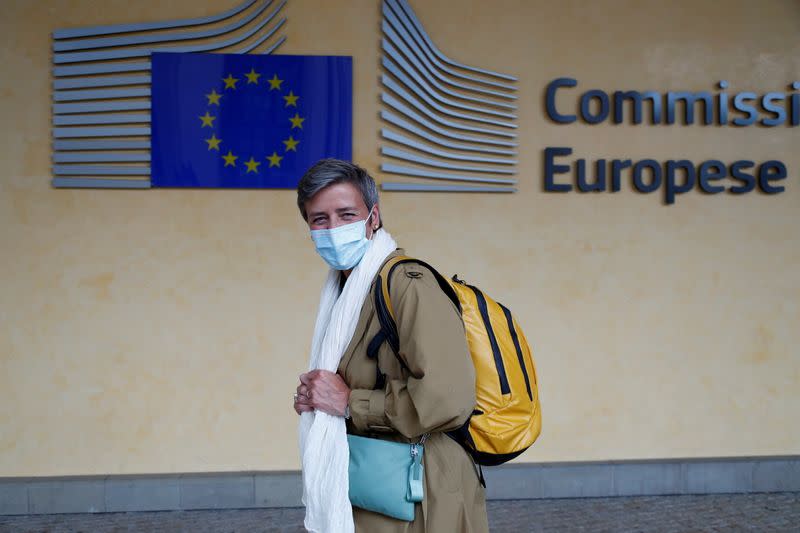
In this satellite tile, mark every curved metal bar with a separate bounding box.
[382,74,515,139]
[54,1,286,64]
[54,1,275,51]
[383,40,514,122]
[383,7,516,100]
[53,165,151,176]
[53,0,258,39]
[54,88,150,102]
[383,60,516,130]
[53,152,150,163]
[53,114,150,126]
[54,101,150,114]
[54,140,150,151]
[261,35,287,54]
[383,35,515,118]
[54,62,151,78]
[381,111,516,156]
[383,0,517,91]
[53,127,150,138]
[381,163,517,185]
[383,20,515,106]
[381,96,517,150]
[382,147,516,175]
[393,0,517,82]
[382,182,515,193]
[381,129,515,165]
[54,76,151,90]
[235,17,286,53]
[52,178,151,189]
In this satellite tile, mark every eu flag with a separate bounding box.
[150,52,352,188]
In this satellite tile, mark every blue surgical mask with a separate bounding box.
[310,211,374,270]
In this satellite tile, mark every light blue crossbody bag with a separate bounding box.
[347,433,428,521]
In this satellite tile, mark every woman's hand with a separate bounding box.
[294,369,351,417]
[293,389,314,415]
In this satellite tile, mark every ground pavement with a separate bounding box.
[1,492,798,532]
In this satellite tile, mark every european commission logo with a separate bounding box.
[151,53,352,188]
[50,0,513,193]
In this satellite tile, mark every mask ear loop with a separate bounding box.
[366,209,379,232]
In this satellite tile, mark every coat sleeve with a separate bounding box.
[348,263,476,439]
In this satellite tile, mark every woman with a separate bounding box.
[293,159,489,532]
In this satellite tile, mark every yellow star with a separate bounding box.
[289,113,305,129]
[266,152,283,167]
[245,68,261,84]
[267,74,283,90]
[199,111,216,128]
[205,134,222,151]
[283,136,299,152]
[283,91,299,107]
[222,151,238,167]
[244,157,261,173]
[205,89,222,106]
[223,74,239,89]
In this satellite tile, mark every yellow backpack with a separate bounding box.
[370,255,542,467]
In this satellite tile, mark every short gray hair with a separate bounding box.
[296,159,381,224]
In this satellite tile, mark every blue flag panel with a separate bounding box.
[151,52,352,188]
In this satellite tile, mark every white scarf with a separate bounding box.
[299,228,398,533]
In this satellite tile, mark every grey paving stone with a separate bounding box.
[255,472,303,507]
[685,460,753,494]
[484,464,544,499]
[753,459,800,492]
[541,463,614,498]
[614,461,683,496]
[0,481,27,515]
[106,476,180,512]
[1,493,798,532]
[179,474,255,510]
[28,479,105,514]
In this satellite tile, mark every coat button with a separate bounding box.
[406,270,423,279]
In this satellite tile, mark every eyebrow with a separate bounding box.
[308,206,360,218]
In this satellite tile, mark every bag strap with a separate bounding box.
[367,255,461,390]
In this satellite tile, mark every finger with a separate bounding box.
[294,403,313,414]
[294,396,313,407]
[299,373,313,385]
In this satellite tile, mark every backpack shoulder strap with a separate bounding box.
[378,256,461,322]
[368,255,461,390]
[375,254,413,324]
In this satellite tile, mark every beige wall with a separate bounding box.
[1,0,798,477]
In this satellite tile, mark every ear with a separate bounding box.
[366,205,381,239]
[371,205,381,231]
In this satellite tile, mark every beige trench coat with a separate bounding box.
[338,249,489,532]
